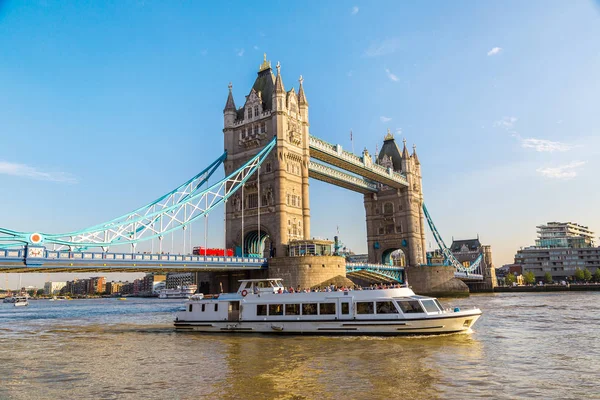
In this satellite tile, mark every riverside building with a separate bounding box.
[514,222,600,280]
[44,281,66,295]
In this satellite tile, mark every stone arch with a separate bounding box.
[381,247,407,267]
[244,228,272,258]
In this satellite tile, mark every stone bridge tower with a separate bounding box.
[364,131,427,267]
[223,55,311,258]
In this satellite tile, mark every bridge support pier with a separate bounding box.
[267,256,347,289]
[405,266,470,297]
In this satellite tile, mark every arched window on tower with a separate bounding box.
[254,106,259,117]
[383,202,394,215]
[247,108,252,120]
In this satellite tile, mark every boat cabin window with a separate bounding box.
[421,299,441,313]
[286,304,300,315]
[214,304,218,312]
[356,302,374,314]
[376,301,398,314]
[188,304,193,312]
[269,304,283,316]
[257,304,267,316]
[434,299,445,311]
[302,303,317,315]
[396,300,424,314]
[201,304,206,312]
[319,303,336,315]
[341,303,350,315]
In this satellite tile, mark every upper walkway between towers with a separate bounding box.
[308,135,409,189]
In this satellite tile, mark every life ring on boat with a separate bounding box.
[241,290,248,297]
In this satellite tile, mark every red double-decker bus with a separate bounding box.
[192,247,233,257]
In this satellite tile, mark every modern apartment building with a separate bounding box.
[514,222,600,280]
[535,222,595,248]
[44,281,66,295]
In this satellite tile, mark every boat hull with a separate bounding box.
[174,311,481,336]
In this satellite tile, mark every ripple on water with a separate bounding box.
[1,294,600,399]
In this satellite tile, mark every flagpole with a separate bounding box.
[350,129,354,154]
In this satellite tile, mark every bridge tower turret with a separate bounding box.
[223,55,311,259]
[364,131,427,267]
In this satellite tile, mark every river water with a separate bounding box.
[0,292,598,400]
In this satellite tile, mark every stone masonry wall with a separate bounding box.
[405,265,469,297]
[267,256,347,289]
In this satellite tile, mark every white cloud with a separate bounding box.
[396,128,402,135]
[236,48,245,57]
[364,38,401,57]
[253,45,259,50]
[536,161,586,179]
[385,68,399,82]
[487,47,503,56]
[520,138,574,152]
[380,116,392,123]
[494,116,517,129]
[347,71,353,77]
[351,6,359,15]
[0,161,77,183]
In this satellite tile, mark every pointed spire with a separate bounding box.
[402,137,410,158]
[298,75,308,106]
[259,53,271,72]
[224,82,236,112]
[412,144,420,164]
[274,61,285,93]
[384,128,394,141]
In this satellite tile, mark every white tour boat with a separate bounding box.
[13,296,29,307]
[159,285,197,299]
[174,279,482,335]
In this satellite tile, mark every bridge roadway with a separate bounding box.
[0,247,481,281]
[0,247,267,273]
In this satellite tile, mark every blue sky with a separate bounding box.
[1,0,600,288]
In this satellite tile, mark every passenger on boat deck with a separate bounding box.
[253,285,259,294]
[277,288,283,294]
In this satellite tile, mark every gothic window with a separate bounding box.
[262,193,268,206]
[383,202,394,215]
[385,224,395,234]
[247,108,252,120]
[379,227,384,235]
[262,122,267,133]
[253,125,258,135]
[254,106,259,117]
[265,162,272,173]
[247,193,258,209]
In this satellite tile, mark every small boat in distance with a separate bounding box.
[117,297,127,301]
[159,285,197,299]
[174,279,482,336]
[14,296,29,307]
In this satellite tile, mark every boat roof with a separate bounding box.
[238,278,283,282]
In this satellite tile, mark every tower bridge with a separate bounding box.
[0,55,494,294]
